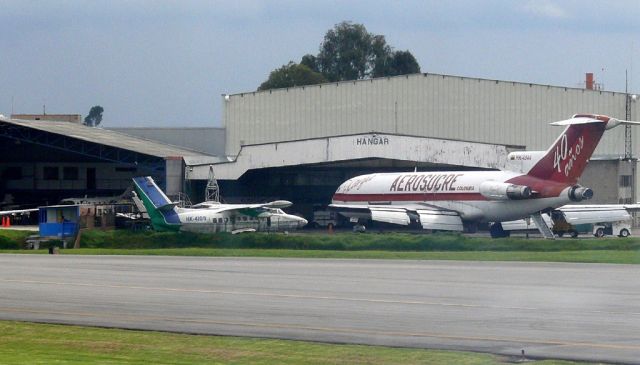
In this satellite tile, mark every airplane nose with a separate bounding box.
[299,217,308,227]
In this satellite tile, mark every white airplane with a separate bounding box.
[132,176,307,233]
[0,208,38,216]
[59,186,133,205]
[501,204,640,237]
[330,114,640,238]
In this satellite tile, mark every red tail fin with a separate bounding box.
[526,119,607,184]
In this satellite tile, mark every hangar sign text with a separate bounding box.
[355,135,389,146]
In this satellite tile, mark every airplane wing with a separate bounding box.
[203,200,293,216]
[0,208,38,216]
[557,205,631,225]
[501,204,633,231]
[329,204,463,231]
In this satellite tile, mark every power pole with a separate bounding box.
[625,70,632,160]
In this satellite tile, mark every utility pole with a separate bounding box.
[625,70,632,160]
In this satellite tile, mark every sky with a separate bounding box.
[1,0,639,128]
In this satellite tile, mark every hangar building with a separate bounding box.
[185,73,639,219]
[0,115,213,206]
[1,72,638,224]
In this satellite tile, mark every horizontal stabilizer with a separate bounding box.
[551,115,640,130]
[550,117,605,126]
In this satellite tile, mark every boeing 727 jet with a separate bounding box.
[330,114,639,238]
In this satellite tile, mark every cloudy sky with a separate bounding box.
[1,0,639,127]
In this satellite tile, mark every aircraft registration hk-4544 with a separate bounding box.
[132,176,307,233]
[330,114,640,238]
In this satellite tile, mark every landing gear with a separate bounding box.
[490,222,510,238]
[594,228,605,238]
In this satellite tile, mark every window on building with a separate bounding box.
[620,175,632,187]
[2,167,22,180]
[63,167,79,180]
[43,166,59,180]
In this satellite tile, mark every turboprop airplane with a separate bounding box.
[330,114,640,238]
[132,176,307,233]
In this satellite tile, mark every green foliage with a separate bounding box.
[316,22,421,81]
[300,54,319,73]
[259,21,421,90]
[83,105,104,127]
[317,21,373,81]
[375,50,421,78]
[0,230,31,249]
[258,62,328,91]
[74,229,640,252]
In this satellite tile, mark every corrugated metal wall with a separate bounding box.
[224,73,639,157]
[109,127,226,156]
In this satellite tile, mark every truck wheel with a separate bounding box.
[619,228,630,238]
[569,230,579,238]
[594,228,605,238]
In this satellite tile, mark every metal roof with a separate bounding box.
[0,116,212,158]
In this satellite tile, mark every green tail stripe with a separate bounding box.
[133,181,180,232]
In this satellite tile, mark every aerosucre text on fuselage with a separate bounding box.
[389,173,468,192]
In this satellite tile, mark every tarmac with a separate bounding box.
[0,254,639,363]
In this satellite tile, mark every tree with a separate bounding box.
[370,35,393,78]
[83,106,104,127]
[317,21,373,82]
[383,51,421,77]
[257,21,421,90]
[258,62,327,91]
[300,54,319,73]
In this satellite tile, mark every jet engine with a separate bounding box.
[568,185,593,202]
[479,181,532,200]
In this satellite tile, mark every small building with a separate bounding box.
[36,204,132,248]
[38,205,81,242]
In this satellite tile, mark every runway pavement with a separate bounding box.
[0,254,639,363]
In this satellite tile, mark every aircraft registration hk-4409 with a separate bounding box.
[132,176,307,233]
[330,114,640,238]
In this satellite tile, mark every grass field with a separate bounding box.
[0,321,585,365]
